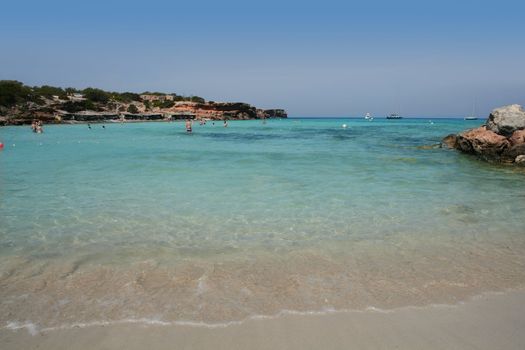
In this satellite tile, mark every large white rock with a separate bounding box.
[486,104,525,136]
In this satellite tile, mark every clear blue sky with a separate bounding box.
[1,0,524,117]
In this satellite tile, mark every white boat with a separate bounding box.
[465,99,478,120]
[364,112,372,120]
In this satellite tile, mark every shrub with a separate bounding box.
[127,104,139,114]
[61,100,95,113]
[83,88,110,104]
[0,80,33,107]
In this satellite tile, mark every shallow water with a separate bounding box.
[1,118,524,328]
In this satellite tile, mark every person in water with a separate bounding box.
[223,120,228,127]
[32,120,43,133]
[185,119,193,133]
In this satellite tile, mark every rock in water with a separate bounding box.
[455,126,510,160]
[443,104,525,164]
[486,104,525,136]
[441,134,458,149]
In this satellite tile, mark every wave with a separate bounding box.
[2,289,512,336]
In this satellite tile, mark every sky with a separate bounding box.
[1,0,524,117]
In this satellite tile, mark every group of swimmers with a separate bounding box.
[185,119,228,133]
[31,120,44,133]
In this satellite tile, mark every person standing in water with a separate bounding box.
[185,119,193,133]
[223,120,228,127]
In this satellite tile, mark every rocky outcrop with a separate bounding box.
[168,102,258,120]
[1,100,288,125]
[454,126,510,160]
[443,104,525,165]
[486,104,525,136]
[263,109,288,118]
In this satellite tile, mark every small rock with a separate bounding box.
[441,134,457,149]
[515,155,525,165]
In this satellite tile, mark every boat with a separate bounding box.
[386,113,402,119]
[464,99,478,120]
[364,112,373,120]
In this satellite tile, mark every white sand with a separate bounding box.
[2,290,525,350]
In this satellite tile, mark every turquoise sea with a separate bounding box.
[1,118,525,330]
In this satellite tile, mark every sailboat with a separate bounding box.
[387,102,403,119]
[464,99,478,120]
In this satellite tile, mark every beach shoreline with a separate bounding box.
[2,289,524,350]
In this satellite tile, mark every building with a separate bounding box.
[68,93,86,102]
[140,94,174,102]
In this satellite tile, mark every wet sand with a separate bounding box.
[2,290,525,350]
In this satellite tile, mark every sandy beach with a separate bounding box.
[2,289,524,350]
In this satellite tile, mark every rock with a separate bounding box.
[515,155,525,165]
[441,134,457,149]
[264,109,288,118]
[505,144,525,161]
[509,129,525,145]
[455,126,510,160]
[486,104,525,136]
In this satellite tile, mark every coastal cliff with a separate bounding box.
[0,80,287,125]
[442,104,525,165]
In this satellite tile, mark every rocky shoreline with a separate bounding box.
[442,104,525,165]
[0,81,287,126]
[0,102,287,126]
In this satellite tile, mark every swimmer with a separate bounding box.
[223,120,228,127]
[88,124,92,129]
[102,125,105,129]
[185,119,193,133]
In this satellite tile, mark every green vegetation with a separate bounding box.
[33,85,67,99]
[152,99,175,108]
[190,96,205,103]
[171,94,205,103]
[0,80,210,117]
[127,104,139,114]
[0,80,42,107]
[82,88,110,104]
[61,100,95,113]
[112,92,141,103]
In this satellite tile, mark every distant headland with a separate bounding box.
[0,80,287,126]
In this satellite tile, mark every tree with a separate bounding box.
[0,80,33,107]
[127,104,139,114]
[190,96,205,103]
[83,88,110,104]
[34,85,67,99]
[61,100,95,113]
[113,92,141,103]
[65,87,78,94]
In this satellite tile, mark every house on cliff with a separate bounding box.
[140,94,174,102]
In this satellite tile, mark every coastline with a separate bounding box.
[2,289,525,350]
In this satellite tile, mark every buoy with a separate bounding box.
[0,142,4,150]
